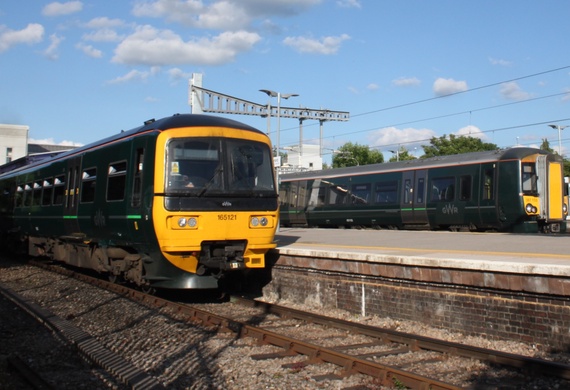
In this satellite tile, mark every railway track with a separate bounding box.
[4,259,570,389]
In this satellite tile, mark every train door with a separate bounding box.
[478,163,496,226]
[63,156,82,234]
[537,155,564,223]
[401,170,428,225]
[286,180,308,226]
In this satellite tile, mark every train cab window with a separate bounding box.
[483,169,494,200]
[431,177,455,201]
[459,175,472,201]
[23,183,32,207]
[81,168,97,203]
[107,161,127,201]
[53,175,65,205]
[521,163,538,194]
[351,183,370,204]
[15,185,24,208]
[374,181,398,204]
[42,178,53,206]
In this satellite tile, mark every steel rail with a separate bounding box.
[233,296,570,380]
[30,261,461,389]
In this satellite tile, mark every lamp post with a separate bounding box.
[389,149,399,162]
[548,124,568,156]
[259,90,299,166]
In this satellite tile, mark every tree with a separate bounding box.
[388,147,416,162]
[422,134,498,158]
[540,138,555,154]
[332,142,384,167]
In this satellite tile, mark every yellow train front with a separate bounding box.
[147,115,278,289]
[0,114,278,291]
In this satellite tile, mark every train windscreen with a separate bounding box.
[165,137,275,196]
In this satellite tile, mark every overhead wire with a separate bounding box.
[277,65,570,151]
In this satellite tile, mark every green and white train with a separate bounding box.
[279,147,566,233]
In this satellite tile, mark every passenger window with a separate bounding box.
[107,161,127,201]
[42,178,53,206]
[23,183,32,207]
[131,149,144,207]
[374,181,398,204]
[459,175,472,201]
[81,168,97,203]
[483,169,494,200]
[403,179,412,204]
[351,183,370,204]
[416,178,425,204]
[53,175,66,205]
[431,177,455,201]
[15,185,24,208]
[32,182,42,207]
[328,184,348,205]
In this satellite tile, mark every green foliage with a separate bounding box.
[332,142,384,167]
[388,147,417,162]
[540,138,555,154]
[421,134,498,158]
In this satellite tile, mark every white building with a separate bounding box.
[0,124,29,164]
[283,144,323,171]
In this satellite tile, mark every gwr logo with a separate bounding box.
[442,203,458,215]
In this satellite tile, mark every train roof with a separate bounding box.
[281,147,554,181]
[0,114,264,179]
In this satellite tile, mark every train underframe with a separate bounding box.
[20,233,256,291]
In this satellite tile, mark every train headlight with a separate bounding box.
[174,216,198,229]
[564,204,568,214]
[525,203,537,214]
[250,216,271,228]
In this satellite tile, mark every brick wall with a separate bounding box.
[262,262,570,350]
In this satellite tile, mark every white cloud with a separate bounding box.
[42,1,83,17]
[43,33,64,60]
[132,0,247,30]
[499,81,533,101]
[366,83,379,91]
[433,77,468,96]
[131,0,321,30]
[76,42,103,58]
[283,34,350,55]
[454,125,488,140]
[337,0,361,8]
[393,77,420,87]
[0,23,44,53]
[84,17,126,29]
[112,25,260,66]
[368,126,436,148]
[168,67,192,84]
[107,69,152,84]
[83,29,124,42]
[489,57,512,67]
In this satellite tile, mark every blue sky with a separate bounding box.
[1,0,570,164]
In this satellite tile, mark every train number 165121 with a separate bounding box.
[217,214,237,221]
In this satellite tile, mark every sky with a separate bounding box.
[1,0,570,164]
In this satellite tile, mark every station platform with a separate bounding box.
[263,228,570,348]
[274,228,570,278]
